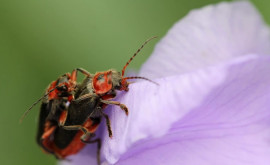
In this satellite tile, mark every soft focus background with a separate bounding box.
[0,0,269,164]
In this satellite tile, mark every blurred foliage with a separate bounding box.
[0,0,268,164]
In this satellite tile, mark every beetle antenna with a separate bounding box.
[124,76,159,85]
[121,36,157,77]
[19,86,58,123]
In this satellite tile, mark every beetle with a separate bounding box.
[21,36,157,165]
[38,75,101,160]
[20,68,91,155]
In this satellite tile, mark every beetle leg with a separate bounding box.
[76,68,92,77]
[100,100,129,115]
[58,110,68,126]
[99,110,113,138]
[60,125,89,133]
[71,68,92,81]
[41,121,57,140]
[68,68,92,94]
[40,121,57,154]
[60,119,99,135]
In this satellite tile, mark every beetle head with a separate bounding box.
[20,73,76,123]
[47,73,75,101]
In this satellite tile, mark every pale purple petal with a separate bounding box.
[107,55,270,165]
[140,1,270,78]
[59,144,97,165]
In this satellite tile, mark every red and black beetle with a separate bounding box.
[20,68,92,156]
[21,36,157,165]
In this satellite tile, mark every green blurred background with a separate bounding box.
[0,0,269,164]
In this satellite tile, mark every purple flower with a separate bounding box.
[61,1,270,165]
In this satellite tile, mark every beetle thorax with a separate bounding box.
[92,70,123,95]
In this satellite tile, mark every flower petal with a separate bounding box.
[139,1,270,78]
[99,55,270,164]
[102,55,270,164]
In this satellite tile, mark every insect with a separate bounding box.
[20,36,157,165]
[20,68,91,155]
